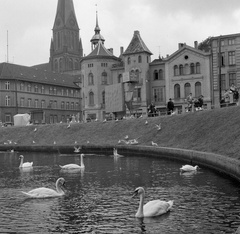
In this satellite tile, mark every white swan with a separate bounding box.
[132,187,174,218]
[59,154,85,169]
[180,164,199,172]
[19,155,33,168]
[113,148,123,157]
[21,177,65,198]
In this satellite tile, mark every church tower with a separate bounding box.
[50,0,83,73]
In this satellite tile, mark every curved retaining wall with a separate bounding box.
[1,144,240,182]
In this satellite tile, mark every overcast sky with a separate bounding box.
[1,0,240,67]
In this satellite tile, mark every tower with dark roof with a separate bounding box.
[90,11,105,51]
[50,0,83,73]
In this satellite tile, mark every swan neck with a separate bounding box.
[56,180,64,194]
[137,192,145,217]
[19,157,23,167]
[80,155,84,167]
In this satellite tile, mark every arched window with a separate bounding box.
[179,64,184,75]
[101,72,107,85]
[89,91,94,105]
[154,70,158,80]
[190,63,195,74]
[69,58,73,70]
[138,55,142,63]
[195,82,202,97]
[54,59,58,72]
[5,95,10,106]
[184,83,191,97]
[74,60,79,70]
[88,73,94,85]
[118,74,122,83]
[196,62,201,74]
[102,91,105,104]
[174,84,180,99]
[59,59,63,72]
[135,69,140,81]
[127,57,131,65]
[174,65,179,76]
[159,69,163,80]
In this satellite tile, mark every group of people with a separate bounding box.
[186,93,204,112]
[221,83,239,106]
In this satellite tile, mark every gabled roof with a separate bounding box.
[83,41,119,61]
[0,63,78,88]
[123,30,152,55]
[165,44,210,62]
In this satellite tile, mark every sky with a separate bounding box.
[1,0,240,67]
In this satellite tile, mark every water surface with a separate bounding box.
[0,151,239,233]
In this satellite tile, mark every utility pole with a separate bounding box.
[218,36,222,103]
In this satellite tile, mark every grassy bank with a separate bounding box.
[0,106,240,159]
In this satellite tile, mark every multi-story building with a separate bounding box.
[0,62,81,124]
[209,33,240,106]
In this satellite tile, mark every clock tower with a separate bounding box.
[50,0,83,73]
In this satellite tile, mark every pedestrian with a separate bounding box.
[167,98,174,115]
[186,93,193,112]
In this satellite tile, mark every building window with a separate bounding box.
[27,84,31,92]
[5,81,10,90]
[229,73,236,87]
[69,58,73,70]
[153,87,164,102]
[28,98,32,107]
[89,92,94,106]
[49,87,53,95]
[184,83,191,97]
[5,96,10,106]
[138,55,142,63]
[102,91,105,105]
[179,65,184,75]
[61,101,65,109]
[190,63,195,74]
[118,74,122,83]
[174,65,179,76]
[59,58,63,72]
[159,69,164,80]
[54,59,58,72]
[88,73,94,85]
[49,100,53,108]
[196,62,201,74]
[41,85,45,94]
[101,72,107,85]
[20,83,24,91]
[66,89,69,96]
[174,84,180,99]
[133,87,141,102]
[20,98,24,107]
[54,87,57,95]
[154,70,159,80]
[195,82,202,97]
[75,102,79,110]
[41,100,45,108]
[127,57,131,65]
[184,64,189,75]
[53,101,57,109]
[221,74,226,90]
[34,99,38,108]
[228,51,236,65]
[66,102,69,110]
[34,85,38,93]
[218,52,225,66]
[228,39,235,45]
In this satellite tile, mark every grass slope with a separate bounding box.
[0,106,240,159]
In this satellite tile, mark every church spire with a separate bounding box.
[90,10,105,51]
[50,0,82,73]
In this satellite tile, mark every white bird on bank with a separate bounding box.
[74,146,81,153]
[129,138,139,145]
[34,128,37,132]
[132,187,174,218]
[124,135,129,140]
[19,155,33,168]
[67,124,71,129]
[180,165,199,172]
[155,123,161,131]
[59,154,85,170]
[151,141,158,147]
[145,120,148,125]
[21,178,65,198]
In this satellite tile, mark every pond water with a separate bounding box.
[0,151,239,234]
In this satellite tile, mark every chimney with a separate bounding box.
[178,43,184,49]
[108,48,113,54]
[194,41,198,49]
[120,46,124,55]
[134,30,140,36]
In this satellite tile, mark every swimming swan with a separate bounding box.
[132,187,174,218]
[59,154,85,169]
[180,165,199,172]
[21,177,65,198]
[19,155,33,168]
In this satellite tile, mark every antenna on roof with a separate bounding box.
[158,46,161,59]
[7,30,9,63]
